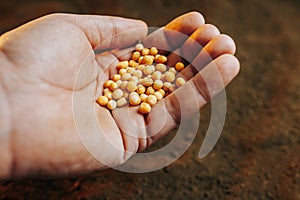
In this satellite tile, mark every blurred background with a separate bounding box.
[0,0,299,199]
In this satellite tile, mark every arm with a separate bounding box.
[0,51,13,179]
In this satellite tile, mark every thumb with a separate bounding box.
[67,14,148,50]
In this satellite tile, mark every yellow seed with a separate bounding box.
[116,80,122,87]
[129,94,141,105]
[154,91,163,101]
[103,88,111,95]
[146,86,155,95]
[129,60,138,68]
[129,92,139,98]
[152,71,162,80]
[136,84,146,94]
[97,96,108,106]
[119,68,127,76]
[153,79,163,90]
[120,81,128,90]
[126,81,138,92]
[162,82,172,92]
[122,73,131,81]
[140,93,148,102]
[143,65,155,75]
[129,76,139,84]
[117,61,129,69]
[139,102,151,114]
[155,63,167,73]
[155,55,167,63]
[105,92,112,100]
[138,56,144,64]
[112,74,121,82]
[142,55,154,65]
[131,51,140,61]
[127,67,135,75]
[109,82,118,91]
[107,100,117,110]
[149,47,158,56]
[157,89,165,97]
[133,70,143,79]
[175,62,185,71]
[142,77,153,87]
[123,91,129,99]
[135,43,144,51]
[104,80,113,88]
[168,67,177,74]
[141,48,150,56]
[117,97,127,107]
[137,64,145,71]
[145,95,157,106]
[164,71,175,82]
[175,77,186,87]
[112,89,123,100]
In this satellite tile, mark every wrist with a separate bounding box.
[0,51,13,179]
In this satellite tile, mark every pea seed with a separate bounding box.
[104,80,113,88]
[155,63,167,72]
[146,86,155,95]
[175,77,186,87]
[107,100,117,110]
[143,65,155,75]
[109,82,118,91]
[164,71,175,82]
[139,102,151,114]
[153,79,163,90]
[149,47,158,56]
[152,71,162,80]
[145,95,157,106]
[97,96,108,106]
[112,74,121,82]
[122,73,131,81]
[135,43,144,51]
[140,94,148,102]
[117,97,127,107]
[126,81,138,92]
[175,62,185,71]
[112,89,123,100]
[154,91,163,101]
[136,84,146,94]
[129,94,141,105]
[117,61,129,69]
[131,51,140,61]
[141,48,150,56]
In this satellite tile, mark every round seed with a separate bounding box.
[126,81,138,92]
[175,62,185,71]
[117,97,127,107]
[155,55,167,63]
[142,77,153,87]
[135,43,144,51]
[143,65,155,75]
[157,89,165,97]
[136,84,146,94]
[155,63,167,72]
[129,94,141,106]
[105,92,112,100]
[112,89,123,100]
[122,73,131,81]
[145,95,157,106]
[165,71,175,82]
[140,94,148,102]
[120,81,128,90]
[153,79,163,90]
[112,74,121,82]
[176,77,186,87]
[139,102,151,114]
[131,51,140,61]
[133,70,143,79]
[127,67,135,75]
[137,64,145,71]
[104,80,113,88]
[116,80,122,87]
[168,67,177,74]
[154,91,163,101]
[129,60,138,68]
[141,48,150,56]
[152,71,162,80]
[146,86,155,95]
[142,55,154,65]
[103,88,111,95]
[162,82,172,92]
[107,100,117,110]
[129,76,139,84]
[97,96,108,106]
[119,68,127,76]
[109,82,118,91]
[149,47,158,56]
[117,61,129,69]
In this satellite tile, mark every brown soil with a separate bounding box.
[0,0,299,199]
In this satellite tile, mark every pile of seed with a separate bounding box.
[97,43,186,114]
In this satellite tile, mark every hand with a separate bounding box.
[0,12,239,179]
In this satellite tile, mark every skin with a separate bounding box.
[0,12,239,179]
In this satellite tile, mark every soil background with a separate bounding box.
[0,0,299,199]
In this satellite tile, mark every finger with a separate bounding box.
[69,14,148,50]
[178,34,236,81]
[146,54,240,141]
[143,12,205,53]
[166,24,220,67]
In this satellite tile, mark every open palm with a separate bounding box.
[0,12,239,178]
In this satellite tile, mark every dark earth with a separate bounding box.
[0,0,299,199]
